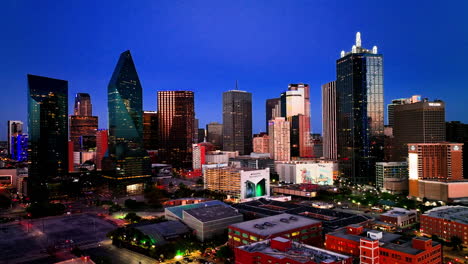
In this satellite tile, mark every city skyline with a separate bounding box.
[1,1,468,140]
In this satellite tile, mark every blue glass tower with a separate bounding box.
[106,50,151,180]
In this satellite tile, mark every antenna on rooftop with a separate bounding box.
[356,32,361,47]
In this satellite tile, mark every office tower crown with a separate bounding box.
[341,32,378,58]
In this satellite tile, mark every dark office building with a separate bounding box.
[198,128,206,143]
[143,111,158,150]
[393,99,445,161]
[322,81,337,160]
[27,74,68,201]
[223,90,252,155]
[446,121,468,179]
[157,91,195,168]
[206,122,223,149]
[290,115,312,158]
[266,98,280,132]
[107,50,151,181]
[336,33,384,184]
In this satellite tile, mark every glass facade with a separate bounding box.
[336,51,384,184]
[143,111,158,150]
[107,50,151,180]
[223,90,253,155]
[28,74,68,201]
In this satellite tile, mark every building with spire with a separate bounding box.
[336,32,384,184]
[69,93,98,154]
[106,50,151,187]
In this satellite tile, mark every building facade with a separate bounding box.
[322,81,337,160]
[206,122,223,150]
[27,74,68,201]
[268,117,290,161]
[143,111,158,150]
[276,160,338,185]
[420,206,468,245]
[157,91,195,168]
[107,50,151,181]
[253,133,269,154]
[265,98,281,132]
[380,208,417,227]
[223,90,252,155]
[7,120,23,157]
[375,162,408,193]
[336,32,384,184]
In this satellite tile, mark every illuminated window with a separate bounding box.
[291,232,300,236]
[242,233,248,238]
[234,237,240,242]
[250,235,257,241]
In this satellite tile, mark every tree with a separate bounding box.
[450,236,463,251]
[124,212,142,223]
[216,245,233,260]
[196,178,204,185]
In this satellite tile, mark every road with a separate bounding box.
[84,243,158,264]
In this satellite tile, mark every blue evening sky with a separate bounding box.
[1,0,467,140]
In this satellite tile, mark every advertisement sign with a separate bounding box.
[240,169,270,199]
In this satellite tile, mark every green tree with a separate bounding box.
[216,245,233,260]
[124,212,142,223]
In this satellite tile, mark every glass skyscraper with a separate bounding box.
[107,50,151,180]
[27,74,68,201]
[223,89,253,155]
[336,33,384,184]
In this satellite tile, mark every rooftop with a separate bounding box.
[238,238,351,263]
[184,204,242,222]
[133,221,190,245]
[230,213,320,236]
[381,208,416,218]
[165,200,229,219]
[423,206,468,225]
[328,227,401,244]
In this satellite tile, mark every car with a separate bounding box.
[341,205,349,209]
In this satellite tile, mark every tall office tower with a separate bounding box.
[280,83,310,118]
[290,115,312,158]
[336,32,384,184]
[198,128,206,143]
[107,50,151,180]
[253,132,269,153]
[446,121,468,178]
[157,91,195,168]
[393,99,445,161]
[206,122,223,149]
[193,118,199,143]
[322,81,337,160]
[27,74,68,201]
[143,111,158,150]
[223,89,252,155]
[387,95,421,126]
[74,93,92,116]
[265,98,280,131]
[268,117,290,161]
[7,120,23,156]
[95,129,108,171]
[192,143,206,171]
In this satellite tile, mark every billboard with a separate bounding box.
[240,168,270,199]
[295,163,336,185]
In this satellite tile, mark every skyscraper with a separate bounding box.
[290,115,312,158]
[387,95,421,126]
[265,98,280,131]
[336,32,384,184]
[157,91,195,167]
[143,111,158,150]
[107,50,151,180]
[69,93,98,152]
[7,120,23,156]
[322,81,337,160]
[268,117,290,161]
[393,99,445,161]
[28,74,68,201]
[95,129,108,171]
[74,93,92,116]
[206,122,223,149]
[223,89,252,155]
[253,133,269,154]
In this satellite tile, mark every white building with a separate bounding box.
[269,117,290,161]
[276,160,338,185]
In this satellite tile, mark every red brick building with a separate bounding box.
[228,213,322,248]
[325,225,442,264]
[420,206,468,245]
[235,237,352,264]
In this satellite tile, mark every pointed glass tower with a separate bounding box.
[106,50,151,181]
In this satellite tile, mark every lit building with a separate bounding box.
[204,167,269,200]
[228,213,322,248]
[325,225,442,264]
[420,206,468,245]
[73,93,92,116]
[223,89,253,155]
[253,132,269,154]
[206,122,223,149]
[192,143,206,171]
[380,208,417,227]
[10,134,28,162]
[276,160,338,185]
[281,84,310,118]
[265,98,281,132]
[205,151,231,164]
[165,200,243,242]
[95,129,108,171]
[143,111,158,150]
[393,99,445,161]
[69,93,98,152]
[290,115,312,158]
[157,91,195,168]
[7,120,23,157]
[446,121,468,179]
[375,162,408,193]
[27,74,68,201]
[229,153,275,174]
[107,50,151,181]
[322,81,337,160]
[268,117,290,161]
[336,32,384,184]
[235,237,352,264]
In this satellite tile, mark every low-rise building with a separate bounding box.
[276,160,337,185]
[228,213,322,248]
[380,208,417,227]
[325,225,442,264]
[375,162,408,193]
[235,237,352,264]
[420,206,468,245]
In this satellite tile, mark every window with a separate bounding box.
[242,233,248,238]
[234,230,240,235]
[291,231,300,237]
[242,240,248,244]
[301,229,307,234]
[234,237,240,242]
[250,235,258,241]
